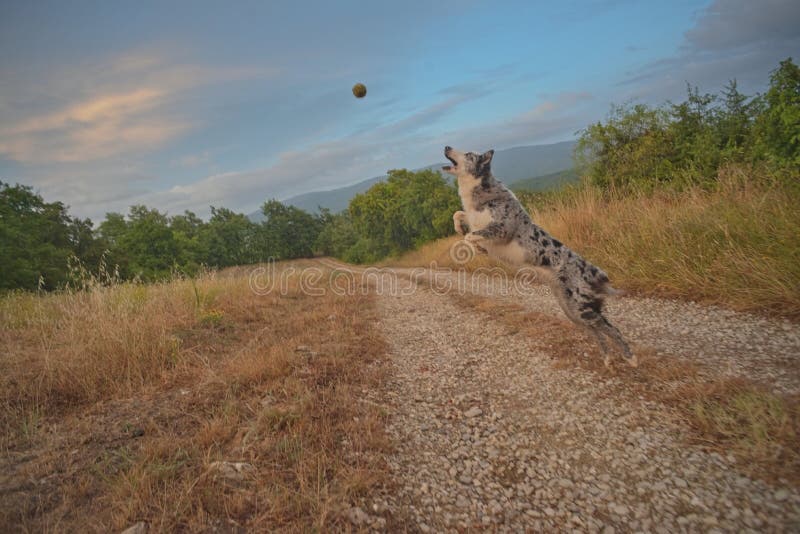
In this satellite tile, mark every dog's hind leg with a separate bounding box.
[591,314,637,368]
[549,280,612,364]
[550,280,637,367]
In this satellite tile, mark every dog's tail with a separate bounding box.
[601,285,626,297]
[591,272,626,297]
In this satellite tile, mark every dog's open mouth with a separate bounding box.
[443,150,457,172]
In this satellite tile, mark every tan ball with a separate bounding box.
[352,83,367,98]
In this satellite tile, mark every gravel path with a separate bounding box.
[352,266,800,533]
[456,276,800,395]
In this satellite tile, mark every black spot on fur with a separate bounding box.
[565,288,572,296]
[551,238,562,248]
[589,266,598,276]
[586,299,603,313]
[540,256,550,267]
[580,310,596,320]
[541,238,550,247]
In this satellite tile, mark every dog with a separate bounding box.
[443,146,637,367]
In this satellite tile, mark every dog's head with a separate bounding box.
[443,146,494,179]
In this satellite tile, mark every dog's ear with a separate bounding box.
[476,149,494,177]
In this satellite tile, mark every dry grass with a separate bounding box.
[379,235,510,272]
[527,168,800,318]
[672,380,800,476]
[0,262,390,532]
[443,289,800,484]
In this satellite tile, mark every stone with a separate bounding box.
[121,523,148,534]
[209,461,255,481]
[346,506,370,525]
[464,406,483,418]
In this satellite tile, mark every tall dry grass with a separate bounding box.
[1,262,390,531]
[379,235,510,272]
[527,167,800,317]
[0,273,240,422]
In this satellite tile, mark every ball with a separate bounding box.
[352,83,367,98]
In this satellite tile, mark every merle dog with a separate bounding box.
[443,146,637,367]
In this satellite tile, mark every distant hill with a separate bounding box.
[509,168,580,192]
[249,140,576,220]
[490,141,576,185]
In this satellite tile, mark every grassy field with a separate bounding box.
[0,262,389,532]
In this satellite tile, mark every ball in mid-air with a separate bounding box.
[352,83,367,98]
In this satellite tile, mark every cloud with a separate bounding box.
[148,102,464,216]
[119,90,591,219]
[436,92,594,150]
[0,88,191,162]
[0,50,271,164]
[620,0,800,100]
[171,151,212,169]
[684,0,800,52]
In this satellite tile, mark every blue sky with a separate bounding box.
[1,0,798,220]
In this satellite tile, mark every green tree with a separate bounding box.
[346,168,460,261]
[256,200,322,260]
[0,182,83,290]
[117,205,179,280]
[716,79,755,159]
[315,210,359,258]
[576,103,675,189]
[200,207,256,267]
[170,210,208,274]
[755,58,800,165]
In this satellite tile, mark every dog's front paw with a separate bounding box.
[464,232,482,244]
[453,211,467,235]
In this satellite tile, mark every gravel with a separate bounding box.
[361,269,800,532]
[442,274,800,394]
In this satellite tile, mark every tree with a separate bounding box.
[756,58,800,165]
[200,207,256,267]
[315,210,359,258]
[716,79,754,158]
[576,103,675,189]
[256,200,322,260]
[346,168,460,261]
[170,211,208,274]
[0,182,87,290]
[116,205,179,280]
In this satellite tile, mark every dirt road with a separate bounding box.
[317,259,800,532]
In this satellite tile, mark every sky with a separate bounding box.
[1,0,798,221]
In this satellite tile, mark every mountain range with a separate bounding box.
[249,140,576,220]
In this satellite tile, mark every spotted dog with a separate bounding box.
[443,146,637,367]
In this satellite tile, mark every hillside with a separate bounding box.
[510,168,580,192]
[250,140,576,218]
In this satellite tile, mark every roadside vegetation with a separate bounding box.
[0,262,389,531]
